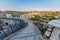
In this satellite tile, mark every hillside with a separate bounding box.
[0,10,28,17]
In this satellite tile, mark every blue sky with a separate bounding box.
[0,0,60,11]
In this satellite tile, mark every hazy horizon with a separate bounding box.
[0,0,60,11]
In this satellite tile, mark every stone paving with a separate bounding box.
[6,21,42,40]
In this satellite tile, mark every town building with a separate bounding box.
[0,13,12,18]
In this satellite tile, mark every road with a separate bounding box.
[5,17,42,40]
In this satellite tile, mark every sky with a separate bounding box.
[0,0,60,11]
